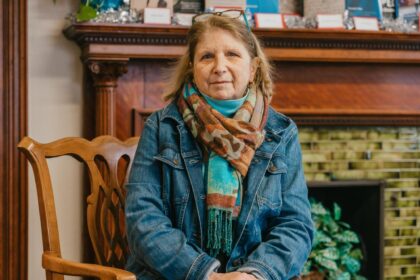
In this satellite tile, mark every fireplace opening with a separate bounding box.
[308,180,385,280]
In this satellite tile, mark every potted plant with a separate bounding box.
[53,0,124,22]
[301,199,367,280]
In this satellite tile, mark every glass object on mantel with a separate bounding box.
[82,0,124,11]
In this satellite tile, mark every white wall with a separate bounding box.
[28,0,84,279]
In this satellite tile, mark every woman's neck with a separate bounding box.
[200,90,249,118]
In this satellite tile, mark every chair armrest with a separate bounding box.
[42,252,136,280]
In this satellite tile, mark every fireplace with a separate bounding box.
[308,180,385,280]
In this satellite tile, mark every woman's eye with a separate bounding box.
[227,51,240,57]
[201,53,213,60]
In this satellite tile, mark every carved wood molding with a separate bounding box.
[88,61,128,90]
[64,23,420,55]
[64,23,420,50]
[289,114,420,127]
[88,62,128,136]
[134,109,420,129]
[1,1,28,279]
[262,37,420,50]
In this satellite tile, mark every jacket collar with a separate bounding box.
[159,99,185,125]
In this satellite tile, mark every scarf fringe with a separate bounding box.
[207,209,233,256]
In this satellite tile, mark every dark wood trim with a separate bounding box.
[64,23,420,63]
[133,108,156,136]
[1,1,28,279]
[288,113,420,127]
[134,110,420,128]
[307,180,385,188]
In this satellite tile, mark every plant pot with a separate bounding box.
[301,271,325,280]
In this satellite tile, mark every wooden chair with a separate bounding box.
[18,136,139,280]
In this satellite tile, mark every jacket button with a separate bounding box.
[232,259,241,267]
[269,165,277,172]
[173,158,179,165]
[266,137,272,142]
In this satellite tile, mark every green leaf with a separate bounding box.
[314,255,338,271]
[76,3,97,22]
[319,247,340,260]
[336,271,351,280]
[342,255,361,274]
[354,275,368,280]
[338,243,352,256]
[314,230,332,245]
[325,218,340,233]
[338,221,351,229]
[333,230,360,243]
[333,202,341,220]
[311,202,328,216]
[350,248,364,260]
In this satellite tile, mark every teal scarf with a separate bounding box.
[200,90,247,256]
[178,83,267,256]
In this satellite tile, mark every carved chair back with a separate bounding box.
[18,136,139,272]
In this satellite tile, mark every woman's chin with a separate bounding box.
[207,89,240,100]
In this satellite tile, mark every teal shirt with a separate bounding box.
[200,91,249,117]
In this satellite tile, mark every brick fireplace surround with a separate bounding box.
[301,127,420,279]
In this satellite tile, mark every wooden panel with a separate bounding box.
[119,60,420,138]
[116,60,170,139]
[1,0,28,279]
[272,62,420,114]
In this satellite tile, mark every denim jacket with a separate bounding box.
[125,101,314,280]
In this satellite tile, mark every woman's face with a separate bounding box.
[193,28,257,100]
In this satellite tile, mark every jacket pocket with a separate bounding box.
[257,156,287,210]
[154,147,184,169]
[154,147,190,230]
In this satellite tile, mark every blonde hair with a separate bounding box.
[163,15,273,101]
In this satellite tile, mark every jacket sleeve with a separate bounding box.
[125,113,219,280]
[238,125,314,280]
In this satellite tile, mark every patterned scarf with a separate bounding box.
[177,83,268,256]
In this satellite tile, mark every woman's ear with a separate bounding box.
[249,57,260,83]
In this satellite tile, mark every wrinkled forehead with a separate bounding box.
[193,27,248,52]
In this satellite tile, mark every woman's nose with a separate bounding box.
[213,55,227,75]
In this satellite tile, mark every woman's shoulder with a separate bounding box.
[265,106,298,137]
[147,99,183,125]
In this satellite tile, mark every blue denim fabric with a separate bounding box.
[125,100,314,280]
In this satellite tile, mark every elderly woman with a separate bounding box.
[125,12,314,280]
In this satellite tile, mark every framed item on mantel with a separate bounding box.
[131,0,174,13]
[173,0,203,13]
[246,0,279,14]
[346,0,383,20]
[398,0,419,23]
[205,0,246,9]
[281,0,303,15]
[304,0,345,18]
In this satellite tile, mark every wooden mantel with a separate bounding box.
[64,23,420,137]
[65,23,420,63]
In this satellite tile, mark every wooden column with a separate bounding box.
[88,61,127,136]
[1,0,28,279]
